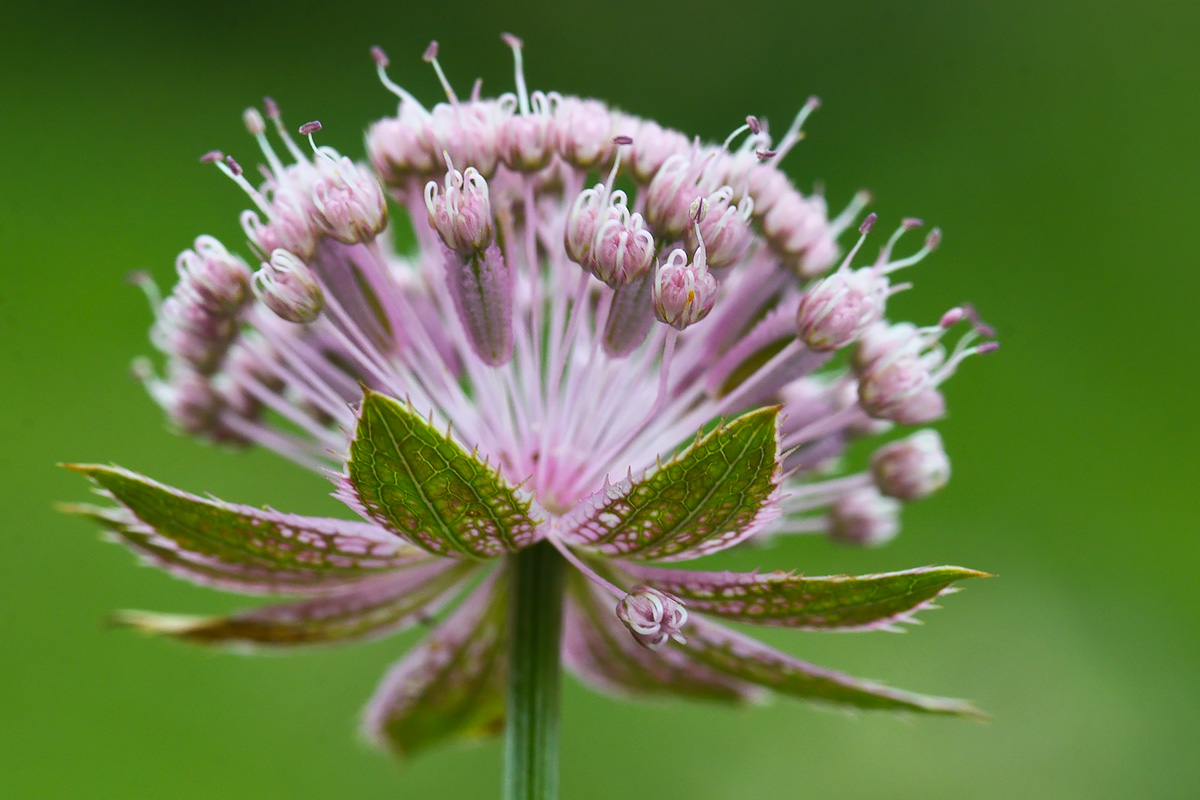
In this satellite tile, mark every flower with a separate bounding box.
[65,37,995,758]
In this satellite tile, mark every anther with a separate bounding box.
[746,115,761,135]
[424,40,459,105]
[263,96,281,120]
[612,135,633,146]
[224,155,243,177]
[370,45,389,68]
[200,150,224,164]
[298,121,322,136]
[859,212,878,235]
[243,108,266,136]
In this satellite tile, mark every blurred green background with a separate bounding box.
[3,0,1197,797]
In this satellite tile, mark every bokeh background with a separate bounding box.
[3,0,1197,797]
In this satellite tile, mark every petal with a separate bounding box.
[341,390,542,559]
[563,575,762,703]
[112,559,479,648]
[361,572,508,757]
[560,407,782,561]
[64,465,429,595]
[618,563,989,631]
[682,615,982,716]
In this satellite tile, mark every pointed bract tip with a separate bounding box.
[263,96,280,119]
[902,217,924,229]
[423,41,439,63]
[612,135,633,146]
[859,212,878,235]
[500,32,523,50]
[298,120,322,136]
[224,155,243,176]
[199,150,224,164]
[370,45,389,67]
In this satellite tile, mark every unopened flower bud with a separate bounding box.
[253,249,325,324]
[796,268,890,351]
[554,96,613,168]
[828,487,901,547]
[616,586,688,650]
[871,429,951,500]
[644,155,704,239]
[652,248,718,330]
[175,236,253,314]
[497,95,556,171]
[591,209,656,287]
[626,118,691,184]
[852,321,920,370]
[367,116,438,183]
[683,188,754,269]
[311,154,389,244]
[858,350,946,424]
[425,164,494,255]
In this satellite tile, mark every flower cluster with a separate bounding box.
[68,36,993,757]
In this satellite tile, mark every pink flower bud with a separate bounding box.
[626,118,691,184]
[311,154,389,245]
[616,586,688,650]
[828,487,901,547]
[564,187,603,267]
[683,189,754,269]
[424,164,494,255]
[652,248,718,331]
[858,350,946,424]
[367,116,438,183]
[253,250,325,324]
[644,155,704,239]
[175,236,252,314]
[871,429,951,500]
[591,211,656,286]
[497,94,556,171]
[553,95,613,169]
[795,268,890,351]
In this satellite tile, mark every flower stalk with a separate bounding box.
[504,541,567,800]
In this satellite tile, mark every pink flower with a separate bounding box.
[67,36,993,762]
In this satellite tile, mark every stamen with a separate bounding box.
[876,217,922,266]
[829,189,872,237]
[263,98,307,161]
[776,95,821,160]
[501,33,530,115]
[370,46,430,116]
[423,41,459,106]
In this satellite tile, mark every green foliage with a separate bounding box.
[346,391,540,558]
[564,407,781,561]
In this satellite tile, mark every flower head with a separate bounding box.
[67,37,993,760]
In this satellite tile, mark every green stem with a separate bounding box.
[503,541,566,800]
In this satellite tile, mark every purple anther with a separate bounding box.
[200,150,224,164]
[500,32,524,49]
[298,121,322,136]
[370,45,389,67]
[902,217,924,229]
[859,212,878,235]
[224,155,243,176]
[612,135,634,146]
[746,115,762,135]
[263,96,280,119]
[423,41,439,63]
